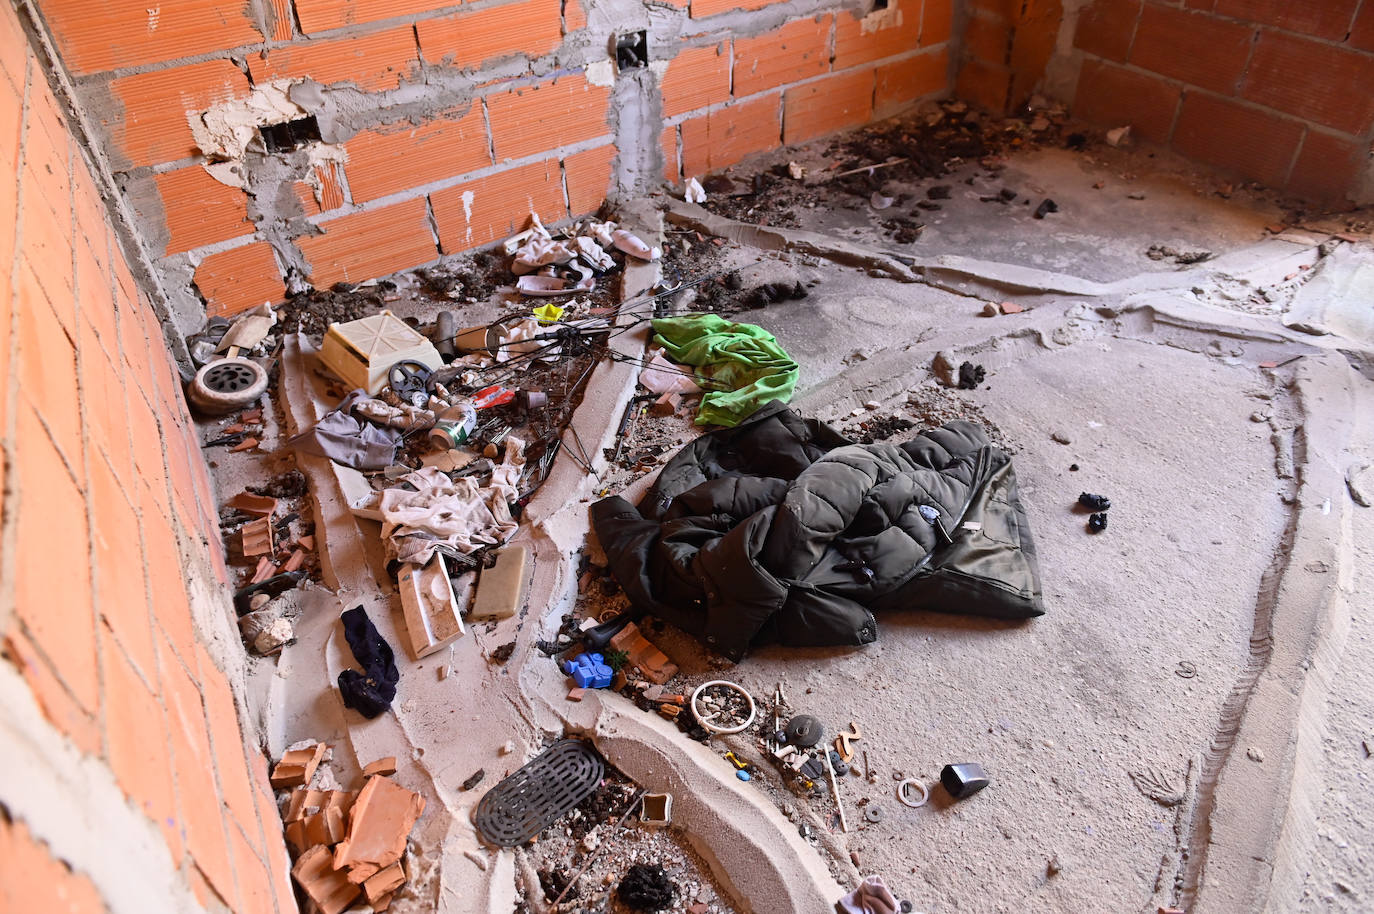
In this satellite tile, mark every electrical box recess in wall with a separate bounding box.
[615,31,648,71]
[260,115,322,153]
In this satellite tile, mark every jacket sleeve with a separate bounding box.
[591,496,681,622]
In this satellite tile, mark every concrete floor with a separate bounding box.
[222,134,1374,914]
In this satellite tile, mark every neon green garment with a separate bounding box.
[651,314,800,427]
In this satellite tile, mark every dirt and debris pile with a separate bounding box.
[618,864,677,911]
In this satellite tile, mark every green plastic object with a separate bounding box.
[650,314,799,427]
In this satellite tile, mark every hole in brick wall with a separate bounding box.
[872,0,889,8]
[615,31,648,71]
[259,116,322,153]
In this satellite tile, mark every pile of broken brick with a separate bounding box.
[271,743,423,913]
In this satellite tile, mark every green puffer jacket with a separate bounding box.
[591,401,1045,661]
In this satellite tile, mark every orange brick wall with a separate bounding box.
[1063,0,1374,203]
[23,0,955,321]
[0,4,293,912]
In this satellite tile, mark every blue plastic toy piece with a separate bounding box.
[564,652,614,689]
[736,770,751,782]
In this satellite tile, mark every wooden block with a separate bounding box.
[396,554,467,660]
[469,545,527,620]
[227,492,278,516]
[363,757,397,777]
[291,845,360,914]
[363,863,406,903]
[333,776,426,873]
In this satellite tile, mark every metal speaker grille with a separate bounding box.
[474,739,605,846]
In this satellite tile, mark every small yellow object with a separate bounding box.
[724,751,748,770]
[532,303,564,324]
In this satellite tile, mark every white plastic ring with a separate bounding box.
[896,778,929,808]
[689,680,757,735]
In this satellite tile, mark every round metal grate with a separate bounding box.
[474,739,604,847]
[202,361,260,393]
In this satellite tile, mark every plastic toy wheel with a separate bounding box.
[188,357,268,415]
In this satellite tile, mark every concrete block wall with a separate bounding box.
[0,3,293,911]
[1044,0,1374,204]
[24,0,956,327]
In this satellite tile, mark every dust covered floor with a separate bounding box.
[201,100,1374,914]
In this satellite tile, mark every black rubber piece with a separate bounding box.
[582,613,635,651]
[474,740,604,846]
[940,762,990,799]
[1088,512,1108,533]
[785,714,824,748]
[1078,492,1111,511]
[387,359,433,407]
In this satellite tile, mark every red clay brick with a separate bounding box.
[835,4,924,70]
[1074,0,1141,62]
[3,631,101,757]
[1241,30,1374,136]
[105,60,251,170]
[345,102,491,202]
[661,43,731,118]
[17,261,82,478]
[150,167,254,256]
[78,322,135,490]
[298,197,438,287]
[875,47,949,117]
[89,452,156,681]
[431,159,567,253]
[194,243,286,319]
[38,0,263,75]
[296,0,458,33]
[691,0,774,19]
[197,647,260,840]
[124,389,170,521]
[143,511,196,664]
[102,642,180,857]
[255,785,298,914]
[0,815,108,912]
[418,0,562,70]
[681,93,781,176]
[251,26,419,92]
[19,159,75,308]
[1215,0,1359,42]
[1073,57,1181,143]
[75,240,114,342]
[733,16,832,98]
[1130,4,1255,94]
[486,74,611,161]
[13,400,97,711]
[1009,0,1061,105]
[661,124,679,183]
[955,57,1012,112]
[1172,91,1303,187]
[565,0,588,31]
[0,1,26,89]
[922,0,955,45]
[268,0,293,39]
[227,823,275,914]
[1351,7,1374,53]
[160,636,235,902]
[963,13,1010,64]
[564,145,615,216]
[1287,129,1366,202]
